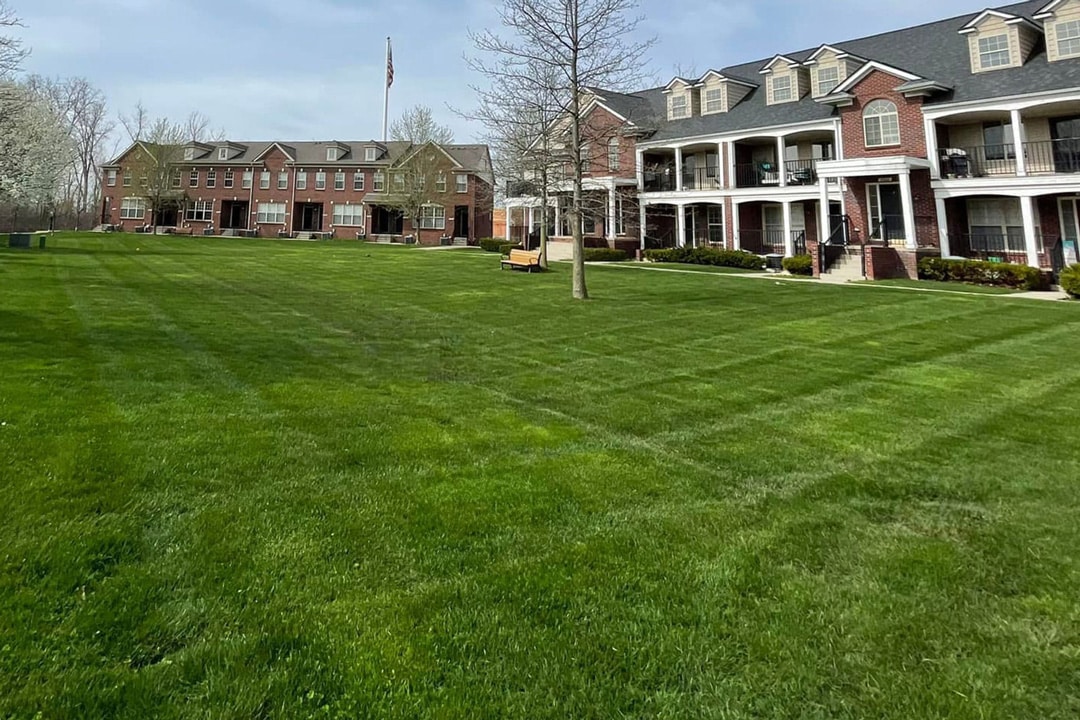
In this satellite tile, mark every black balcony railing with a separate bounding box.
[784,159,822,186]
[642,166,677,192]
[739,229,789,255]
[682,166,722,191]
[954,231,1040,264]
[735,163,782,188]
[940,139,1080,178]
[867,215,906,244]
[686,226,726,246]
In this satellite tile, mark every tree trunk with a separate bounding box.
[539,177,549,270]
[569,3,588,300]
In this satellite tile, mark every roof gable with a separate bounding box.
[253,142,296,162]
[1035,0,1076,17]
[959,8,1041,33]
[759,55,799,73]
[830,60,921,93]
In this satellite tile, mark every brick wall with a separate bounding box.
[838,69,927,160]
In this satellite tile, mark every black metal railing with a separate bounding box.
[954,231,1037,264]
[738,229,786,255]
[735,162,782,188]
[818,215,852,275]
[868,215,905,244]
[940,140,1080,178]
[643,166,677,192]
[792,230,807,256]
[682,166,722,191]
[784,159,821,186]
[688,226,726,246]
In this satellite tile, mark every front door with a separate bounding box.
[454,206,469,239]
[763,204,784,253]
[1058,198,1080,265]
[300,204,322,232]
[867,183,905,242]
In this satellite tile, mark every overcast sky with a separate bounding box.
[16,0,995,147]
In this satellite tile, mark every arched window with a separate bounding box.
[863,99,900,148]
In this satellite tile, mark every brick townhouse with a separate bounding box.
[510,0,1080,279]
[102,140,494,246]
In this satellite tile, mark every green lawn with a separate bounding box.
[2,234,1079,719]
[858,278,1025,295]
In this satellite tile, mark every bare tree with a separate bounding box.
[121,117,187,232]
[390,104,455,145]
[0,0,27,79]
[120,101,150,142]
[184,110,226,143]
[379,142,458,243]
[471,0,653,299]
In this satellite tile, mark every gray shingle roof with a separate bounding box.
[603,0,1078,143]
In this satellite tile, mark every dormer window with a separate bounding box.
[327,147,339,161]
[218,148,228,161]
[1057,20,1080,58]
[978,34,1011,68]
[670,94,689,119]
[184,148,195,161]
[365,147,378,161]
[771,75,793,103]
[703,88,723,114]
[816,66,840,95]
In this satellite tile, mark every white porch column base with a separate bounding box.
[935,196,951,258]
[1020,195,1040,268]
[782,200,794,257]
[899,170,918,250]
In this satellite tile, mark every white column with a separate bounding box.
[732,200,741,250]
[554,201,562,238]
[639,200,647,251]
[777,136,788,187]
[606,186,616,242]
[635,148,645,191]
[717,142,725,189]
[899,170,918,250]
[727,141,737,190]
[782,200,794,256]
[1020,195,1040,268]
[676,203,687,247]
[925,117,941,180]
[1011,109,1027,177]
[818,177,831,244]
[505,204,512,241]
[675,147,684,192]
[935,196,951,258]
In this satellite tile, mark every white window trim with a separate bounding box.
[816,66,840,96]
[107,169,117,187]
[771,74,794,103]
[186,199,214,222]
[365,148,378,161]
[1057,20,1080,58]
[455,174,468,193]
[863,99,901,148]
[224,169,234,188]
[256,202,287,225]
[354,171,365,191]
[332,203,365,227]
[703,87,724,114]
[260,171,271,190]
[120,197,146,220]
[373,171,385,192]
[184,148,195,161]
[327,148,339,161]
[242,171,253,189]
[218,148,228,160]
[334,172,346,191]
[206,170,217,189]
[419,204,446,230]
[189,170,199,188]
[670,94,689,119]
[978,33,1011,69]
[278,172,289,190]
[315,172,327,190]
[297,171,308,191]
[608,138,621,172]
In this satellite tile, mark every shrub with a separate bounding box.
[479,238,505,253]
[1060,264,1080,298]
[782,254,813,276]
[917,257,1048,291]
[499,242,523,256]
[583,248,629,262]
[643,246,764,270]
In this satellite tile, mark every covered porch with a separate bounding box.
[937,191,1069,269]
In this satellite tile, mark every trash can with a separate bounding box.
[765,253,784,272]
[8,233,30,248]
[38,235,47,249]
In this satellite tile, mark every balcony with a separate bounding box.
[939,140,1080,179]
[739,229,807,255]
[735,158,828,188]
[682,166,722,191]
[642,165,677,193]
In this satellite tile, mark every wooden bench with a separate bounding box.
[501,249,543,272]
[172,227,195,236]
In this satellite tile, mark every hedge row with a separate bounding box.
[1060,264,1080,298]
[917,257,1049,291]
[782,254,813,276]
[583,248,630,262]
[643,246,764,270]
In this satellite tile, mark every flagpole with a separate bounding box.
[382,36,391,142]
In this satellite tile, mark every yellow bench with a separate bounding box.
[500,249,542,273]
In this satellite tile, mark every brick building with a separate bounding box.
[102,140,493,245]
[511,0,1080,279]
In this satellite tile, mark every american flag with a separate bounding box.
[386,39,394,88]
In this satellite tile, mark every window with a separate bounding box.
[315,172,326,190]
[185,200,213,222]
[334,172,345,191]
[327,147,339,161]
[968,198,1026,252]
[393,173,405,191]
[332,203,365,226]
[260,171,270,190]
[608,138,620,172]
[184,147,195,161]
[455,174,468,193]
[242,171,253,189]
[189,170,199,188]
[435,173,446,192]
[107,169,117,187]
[983,121,1016,161]
[218,148,229,161]
[704,88,723,113]
[257,202,286,224]
[120,197,146,220]
[353,171,365,191]
[615,195,625,236]
[419,205,446,230]
[771,74,793,103]
[224,169,234,188]
[206,169,216,188]
[670,94,688,119]
[297,171,307,190]
[978,34,1011,69]
[140,175,148,188]
[863,99,900,147]
[1058,20,1080,58]
[278,172,288,190]
[123,171,132,187]
[171,171,182,189]
[816,66,840,95]
[373,171,385,191]
[365,147,378,161]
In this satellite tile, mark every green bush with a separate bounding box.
[499,242,523,256]
[643,246,764,270]
[583,248,630,262]
[1060,264,1080,298]
[917,257,1049,291]
[782,254,813,276]
[479,238,505,253]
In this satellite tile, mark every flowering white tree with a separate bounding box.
[0,81,71,229]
